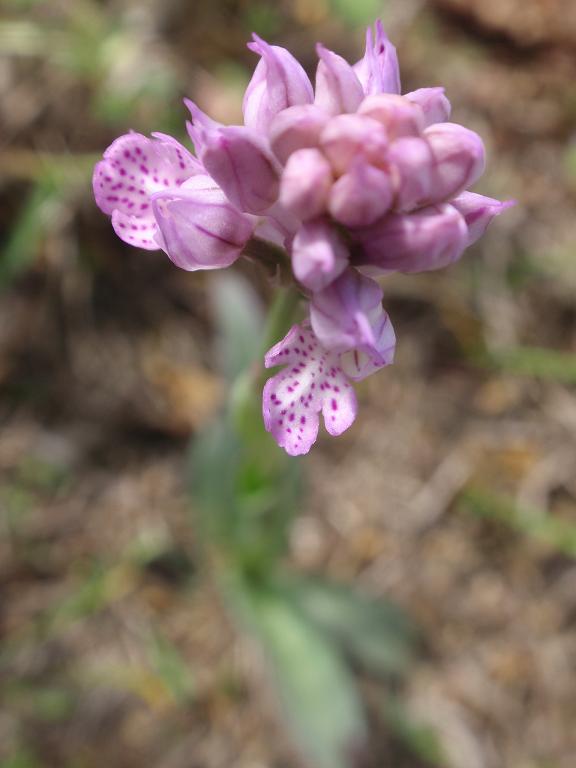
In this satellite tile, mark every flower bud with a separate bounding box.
[243,35,313,132]
[358,94,425,139]
[291,218,348,291]
[387,137,434,212]
[353,20,401,96]
[404,87,451,127]
[329,159,393,227]
[423,122,486,204]
[354,203,468,274]
[451,192,515,245]
[315,44,365,116]
[320,113,388,175]
[279,148,333,221]
[152,175,255,271]
[200,125,280,214]
[269,104,330,164]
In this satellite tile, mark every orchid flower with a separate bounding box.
[94,20,513,455]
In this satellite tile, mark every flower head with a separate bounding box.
[93,20,513,455]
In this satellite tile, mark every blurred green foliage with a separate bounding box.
[187,272,428,768]
[462,487,576,558]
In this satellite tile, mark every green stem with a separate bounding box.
[260,284,303,361]
[231,284,303,438]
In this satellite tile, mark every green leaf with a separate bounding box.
[279,575,415,677]
[228,577,367,768]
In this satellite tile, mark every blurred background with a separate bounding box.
[1,0,576,767]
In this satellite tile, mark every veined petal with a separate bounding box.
[244,35,314,132]
[199,125,281,214]
[314,44,365,116]
[93,132,200,250]
[451,192,515,245]
[353,203,469,274]
[263,323,357,455]
[151,175,255,270]
[310,269,396,380]
[353,20,401,96]
[291,218,348,291]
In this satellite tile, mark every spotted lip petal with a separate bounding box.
[93,132,200,250]
[244,35,314,132]
[263,323,358,456]
[151,175,255,271]
[353,20,401,96]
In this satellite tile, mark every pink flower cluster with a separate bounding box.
[93,21,513,456]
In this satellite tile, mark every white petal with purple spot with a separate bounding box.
[263,324,357,456]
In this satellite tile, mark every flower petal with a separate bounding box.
[310,269,396,380]
[358,94,424,139]
[353,20,401,96]
[329,158,393,227]
[93,132,200,249]
[111,210,159,250]
[320,113,388,175]
[451,191,516,245]
[404,87,451,127]
[291,218,348,291]
[184,99,222,154]
[423,122,486,204]
[314,44,365,116]
[263,323,357,455]
[151,175,254,270]
[387,136,435,212]
[200,125,281,214]
[353,203,469,274]
[244,35,314,132]
[279,148,333,221]
[269,104,330,164]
